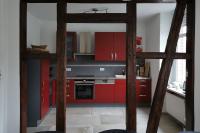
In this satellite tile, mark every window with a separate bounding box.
[168,25,187,95]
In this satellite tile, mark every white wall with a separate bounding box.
[27,12,41,47]
[38,19,146,53]
[145,14,161,107]
[195,0,200,131]
[0,0,8,132]
[0,0,20,132]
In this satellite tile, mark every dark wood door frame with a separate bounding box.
[20,0,195,133]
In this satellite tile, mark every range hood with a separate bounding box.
[79,32,93,54]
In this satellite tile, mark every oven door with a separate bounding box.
[75,83,94,100]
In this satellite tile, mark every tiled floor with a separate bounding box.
[28,105,182,133]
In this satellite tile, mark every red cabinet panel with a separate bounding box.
[114,32,126,61]
[52,80,56,107]
[95,32,126,61]
[115,79,126,103]
[66,80,75,104]
[95,32,115,61]
[136,79,151,105]
[40,59,49,119]
[95,84,115,103]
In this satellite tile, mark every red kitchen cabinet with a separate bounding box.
[95,32,115,61]
[52,80,56,107]
[136,79,151,105]
[95,32,126,61]
[114,32,126,61]
[95,84,115,103]
[40,59,50,119]
[52,79,75,105]
[115,79,126,103]
[66,79,75,104]
[114,79,151,105]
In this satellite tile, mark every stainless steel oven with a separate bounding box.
[75,80,94,100]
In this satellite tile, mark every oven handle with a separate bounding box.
[75,83,94,86]
[75,81,95,84]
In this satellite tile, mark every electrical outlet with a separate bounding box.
[100,67,105,71]
[66,68,72,72]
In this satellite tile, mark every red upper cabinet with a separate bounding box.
[66,32,77,61]
[114,32,126,61]
[95,32,126,61]
[95,32,115,61]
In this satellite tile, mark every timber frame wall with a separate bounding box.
[19,0,195,133]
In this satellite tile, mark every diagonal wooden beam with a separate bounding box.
[185,0,195,130]
[56,0,67,132]
[65,13,128,23]
[126,2,137,132]
[146,1,187,133]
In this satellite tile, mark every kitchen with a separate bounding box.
[26,3,185,133]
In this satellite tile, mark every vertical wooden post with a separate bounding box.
[56,0,67,132]
[185,0,195,130]
[146,1,186,133]
[126,2,137,132]
[20,0,27,132]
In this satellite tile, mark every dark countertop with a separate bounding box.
[66,76,150,80]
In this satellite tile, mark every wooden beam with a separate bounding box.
[20,0,28,132]
[27,0,175,3]
[146,1,187,133]
[136,52,190,59]
[185,0,195,130]
[126,2,136,132]
[65,13,128,23]
[56,0,67,132]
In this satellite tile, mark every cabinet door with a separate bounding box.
[95,32,115,61]
[66,32,77,61]
[136,79,151,105]
[115,79,126,103]
[95,84,115,103]
[40,59,49,119]
[52,80,56,107]
[114,32,126,61]
[66,80,75,104]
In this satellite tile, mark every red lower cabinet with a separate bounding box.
[115,79,151,105]
[115,79,126,104]
[95,84,115,103]
[52,80,56,107]
[136,79,151,105]
[40,59,50,119]
[66,80,75,104]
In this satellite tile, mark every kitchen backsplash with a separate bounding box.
[50,62,125,79]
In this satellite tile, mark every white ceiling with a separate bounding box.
[27,3,176,21]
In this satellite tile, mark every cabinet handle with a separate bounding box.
[111,53,114,60]
[140,80,146,83]
[66,94,70,97]
[140,85,147,87]
[115,52,117,60]
[139,94,147,97]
